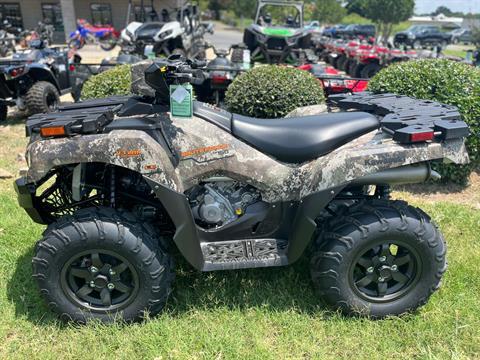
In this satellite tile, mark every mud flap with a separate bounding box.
[287,185,345,263]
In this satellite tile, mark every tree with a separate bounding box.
[432,6,453,16]
[363,0,414,42]
[345,0,367,17]
[311,0,346,24]
[229,0,256,19]
[472,26,480,47]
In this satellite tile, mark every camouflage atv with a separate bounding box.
[241,0,315,64]
[15,57,470,322]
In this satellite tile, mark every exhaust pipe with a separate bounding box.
[351,163,440,186]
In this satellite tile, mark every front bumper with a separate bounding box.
[14,177,47,224]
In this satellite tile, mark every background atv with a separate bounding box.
[0,40,89,120]
[242,0,314,64]
[120,1,211,59]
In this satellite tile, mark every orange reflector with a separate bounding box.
[40,126,66,137]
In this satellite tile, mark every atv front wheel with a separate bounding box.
[25,81,60,115]
[32,207,174,323]
[360,63,382,78]
[310,200,446,318]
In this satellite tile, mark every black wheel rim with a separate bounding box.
[349,241,421,303]
[61,250,139,311]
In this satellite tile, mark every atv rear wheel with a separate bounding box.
[310,199,446,318]
[0,104,7,122]
[360,62,382,78]
[32,207,174,323]
[25,81,60,115]
[336,54,347,71]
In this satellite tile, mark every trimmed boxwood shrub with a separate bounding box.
[81,64,132,100]
[369,59,480,184]
[225,65,325,118]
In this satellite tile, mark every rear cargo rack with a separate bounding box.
[329,92,470,143]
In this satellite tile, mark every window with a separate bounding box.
[0,3,22,28]
[133,5,153,22]
[90,4,112,26]
[42,3,63,31]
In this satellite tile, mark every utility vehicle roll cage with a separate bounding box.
[255,0,304,28]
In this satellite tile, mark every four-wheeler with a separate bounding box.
[120,1,209,59]
[15,56,470,322]
[0,40,89,120]
[393,25,451,49]
[68,19,120,51]
[298,63,368,96]
[194,46,244,106]
[242,0,315,64]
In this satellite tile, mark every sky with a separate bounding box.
[415,0,480,15]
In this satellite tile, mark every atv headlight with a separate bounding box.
[256,32,267,43]
[159,29,173,39]
[126,29,135,41]
[286,34,301,46]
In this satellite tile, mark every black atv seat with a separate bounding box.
[231,112,379,163]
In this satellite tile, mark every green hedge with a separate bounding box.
[225,65,325,118]
[369,59,480,185]
[81,65,132,100]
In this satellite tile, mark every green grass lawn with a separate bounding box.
[0,118,479,358]
[0,182,479,358]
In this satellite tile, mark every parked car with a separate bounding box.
[340,24,376,39]
[322,24,347,38]
[394,25,451,49]
[448,28,473,44]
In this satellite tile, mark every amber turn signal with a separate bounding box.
[40,126,66,137]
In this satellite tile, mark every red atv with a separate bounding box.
[348,45,390,78]
[298,63,368,96]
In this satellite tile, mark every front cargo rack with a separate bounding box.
[26,96,135,136]
[329,92,470,143]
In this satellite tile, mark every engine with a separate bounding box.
[188,180,261,228]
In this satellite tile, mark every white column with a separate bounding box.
[60,0,77,42]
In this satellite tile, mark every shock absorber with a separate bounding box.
[375,185,391,199]
[110,166,116,208]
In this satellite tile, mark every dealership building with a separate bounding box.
[0,0,182,42]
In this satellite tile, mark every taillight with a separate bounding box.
[410,131,434,142]
[40,126,66,137]
[8,66,25,78]
[211,74,229,85]
[392,126,435,143]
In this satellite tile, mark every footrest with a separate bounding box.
[201,239,288,271]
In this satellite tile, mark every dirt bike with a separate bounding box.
[15,56,470,323]
[68,19,119,51]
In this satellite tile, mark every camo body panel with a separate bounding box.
[25,111,469,203]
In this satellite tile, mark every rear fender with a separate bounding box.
[26,66,60,90]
